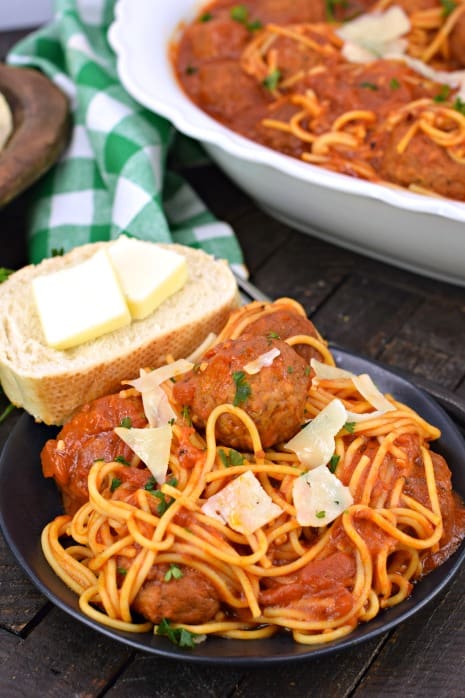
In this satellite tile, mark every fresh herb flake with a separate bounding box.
[230,4,248,23]
[185,65,198,75]
[359,81,378,91]
[344,421,356,433]
[199,11,213,22]
[328,454,340,473]
[263,69,281,91]
[110,477,122,492]
[181,405,192,425]
[230,4,262,31]
[453,96,465,114]
[144,476,157,491]
[0,268,13,283]
[0,403,15,424]
[389,78,400,90]
[316,510,326,519]
[164,564,183,582]
[232,370,251,406]
[120,416,132,428]
[218,447,245,467]
[440,0,457,17]
[156,618,199,648]
[434,84,450,102]
[325,0,349,23]
[115,455,130,466]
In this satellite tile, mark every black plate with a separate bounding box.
[1,348,465,665]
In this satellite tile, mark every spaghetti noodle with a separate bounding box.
[174,0,465,200]
[41,298,465,646]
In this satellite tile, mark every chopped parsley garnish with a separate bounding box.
[316,510,326,519]
[164,564,183,582]
[434,84,450,102]
[117,567,127,576]
[0,403,15,424]
[359,81,378,91]
[440,0,457,17]
[453,96,465,114]
[150,478,178,516]
[218,447,245,467]
[152,490,171,515]
[120,416,132,428]
[199,11,213,21]
[110,477,122,492]
[0,267,13,283]
[266,331,280,340]
[304,365,311,376]
[344,421,356,433]
[389,78,400,90]
[287,366,294,374]
[328,454,340,473]
[114,455,130,465]
[155,618,199,648]
[325,0,349,23]
[230,4,262,31]
[181,405,192,425]
[262,69,281,91]
[232,370,251,406]
[144,476,157,491]
[185,65,198,75]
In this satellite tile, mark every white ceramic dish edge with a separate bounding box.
[109,0,465,286]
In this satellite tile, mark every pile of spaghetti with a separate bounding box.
[175,0,465,199]
[41,298,465,646]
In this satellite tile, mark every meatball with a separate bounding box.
[173,335,310,450]
[41,394,148,514]
[132,564,220,624]
[242,308,324,362]
[380,127,465,200]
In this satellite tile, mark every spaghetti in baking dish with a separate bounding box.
[173,0,465,200]
[40,298,465,646]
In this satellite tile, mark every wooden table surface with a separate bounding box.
[1,28,465,698]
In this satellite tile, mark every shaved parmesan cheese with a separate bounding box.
[114,424,172,483]
[337,7,410,63]
[352,373,394,413]
[293,465,353,527]
[244,347,280,375]
[284,399,347,469]
[311,360,394,418]
[337,7,465,99]
[310,358,354,381]
[201,470,283,535]
[124,359,193,426]
[391,55,465,100]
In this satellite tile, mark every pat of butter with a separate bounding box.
[108,236,188,320]
[32,249,131,350]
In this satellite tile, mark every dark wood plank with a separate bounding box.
[106,654,243,698]
[0,532,46,634]
[230,639,385,698]
[352,562,465,698]
[0,627,21,664]
[0,607,133,697]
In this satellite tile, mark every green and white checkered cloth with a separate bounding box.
[7,0,245,273]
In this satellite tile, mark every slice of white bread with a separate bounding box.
[0,241,240,425]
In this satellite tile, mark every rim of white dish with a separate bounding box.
[108,0,465,225]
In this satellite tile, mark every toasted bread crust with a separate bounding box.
[0,242,240,424]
